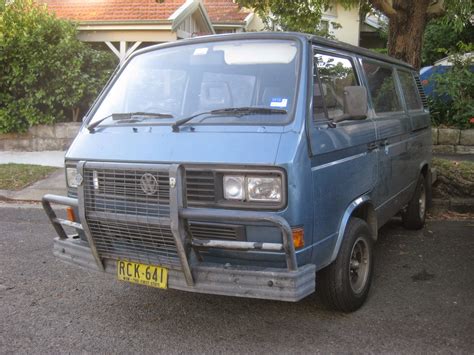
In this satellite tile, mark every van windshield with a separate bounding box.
[88,39,300,128]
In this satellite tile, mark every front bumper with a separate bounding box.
[43,192,316,302]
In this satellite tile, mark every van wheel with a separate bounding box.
[401,174,426,230]
[318,218,373,312]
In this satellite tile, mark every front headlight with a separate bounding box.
[247,176,282,202]
[66,167,80,188]
[223,174,282,203]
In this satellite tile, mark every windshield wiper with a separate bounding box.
[172,107,287,132]
[87,112,174,133]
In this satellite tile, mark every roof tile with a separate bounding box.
[39,0,251,24]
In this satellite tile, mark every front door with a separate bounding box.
[308,49,377,269]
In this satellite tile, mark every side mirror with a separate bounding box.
[333,86,368,123]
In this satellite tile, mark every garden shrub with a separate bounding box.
[0,0,116,133]
[429,47,474,129]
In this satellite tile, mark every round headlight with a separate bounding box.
[223,175,245,200]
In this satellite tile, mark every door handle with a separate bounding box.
[367,142,377,151]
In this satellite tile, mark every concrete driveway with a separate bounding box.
[0,204,472,353]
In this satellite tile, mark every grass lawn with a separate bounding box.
[432,158,474,197]
[433,158,474,182]
[0,163,58,191]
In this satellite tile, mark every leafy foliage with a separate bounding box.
[438,0,474,32]
[370,47,388,55]
[237,0,473,68]
[422,19,474,66]
[0,0,116,133]
[236,0,353,36]
[429,45,474,129]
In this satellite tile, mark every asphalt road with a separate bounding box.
[0,204,473,354]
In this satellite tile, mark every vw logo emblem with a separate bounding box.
[140,173,158,195]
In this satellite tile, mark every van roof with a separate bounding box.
[167,31,414,70]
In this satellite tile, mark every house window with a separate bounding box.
[320,20,330,32]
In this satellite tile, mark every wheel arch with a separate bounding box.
[419,160,432,208]
[329,195,377,264]
[420,160,430,178]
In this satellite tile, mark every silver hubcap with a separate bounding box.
[419,182,426,220]
[349,237,370,294]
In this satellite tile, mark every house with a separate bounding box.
[320,3,361,46]
[320,3,389,49]
[41,0,379,63]
[40,0,261,63]
[359,12,387,49]
[203,0,262,34]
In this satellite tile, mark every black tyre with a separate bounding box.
[401,174,427,230]
[318,217,374,312]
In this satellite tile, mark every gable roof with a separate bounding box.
[39,0,251,24]
[39,0,184,22]
[203,0,250,24]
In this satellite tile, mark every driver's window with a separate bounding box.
[313,52,358,120]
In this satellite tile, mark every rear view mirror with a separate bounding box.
[333,86,368,123]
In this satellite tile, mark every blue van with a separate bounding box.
[43,32,432,312]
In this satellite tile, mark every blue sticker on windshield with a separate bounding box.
[270,98,288,108]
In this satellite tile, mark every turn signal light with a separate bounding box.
[292,228,304,249]
[66,207,76,222]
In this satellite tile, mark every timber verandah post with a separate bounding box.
[105,41,142,66]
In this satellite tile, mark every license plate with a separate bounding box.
[117,260,168,289]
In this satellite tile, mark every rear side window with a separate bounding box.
[397,70,423,111]
[314,53,358,120]
[362,60,402,114]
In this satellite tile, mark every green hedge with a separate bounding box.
[428,49,474,129]
[0,0,116,133]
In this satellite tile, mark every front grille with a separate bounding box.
[82,164,180,268]
[186,170,216,206]
[87,218,180,267]
[84,168,170,218]
[189,222,244,241]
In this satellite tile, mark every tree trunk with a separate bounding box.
[72,107,80,122]
[387,0,431,69]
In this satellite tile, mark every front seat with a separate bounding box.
[199,81,233,111]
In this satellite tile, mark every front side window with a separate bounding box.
[397,70,423,111]
[88,39,300,128]
[313,53,358,120]
[362,60,402,114]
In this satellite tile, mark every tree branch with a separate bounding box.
[369,0,397,18]
[426,0,446,20]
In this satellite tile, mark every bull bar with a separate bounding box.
[42,192,316,302]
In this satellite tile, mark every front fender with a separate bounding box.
[329,194,373,264]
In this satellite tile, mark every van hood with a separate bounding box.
[66,126,283,166]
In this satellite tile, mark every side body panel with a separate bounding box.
[399,72,432,186]
[356,57,414,225]
[355,57,432,227]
